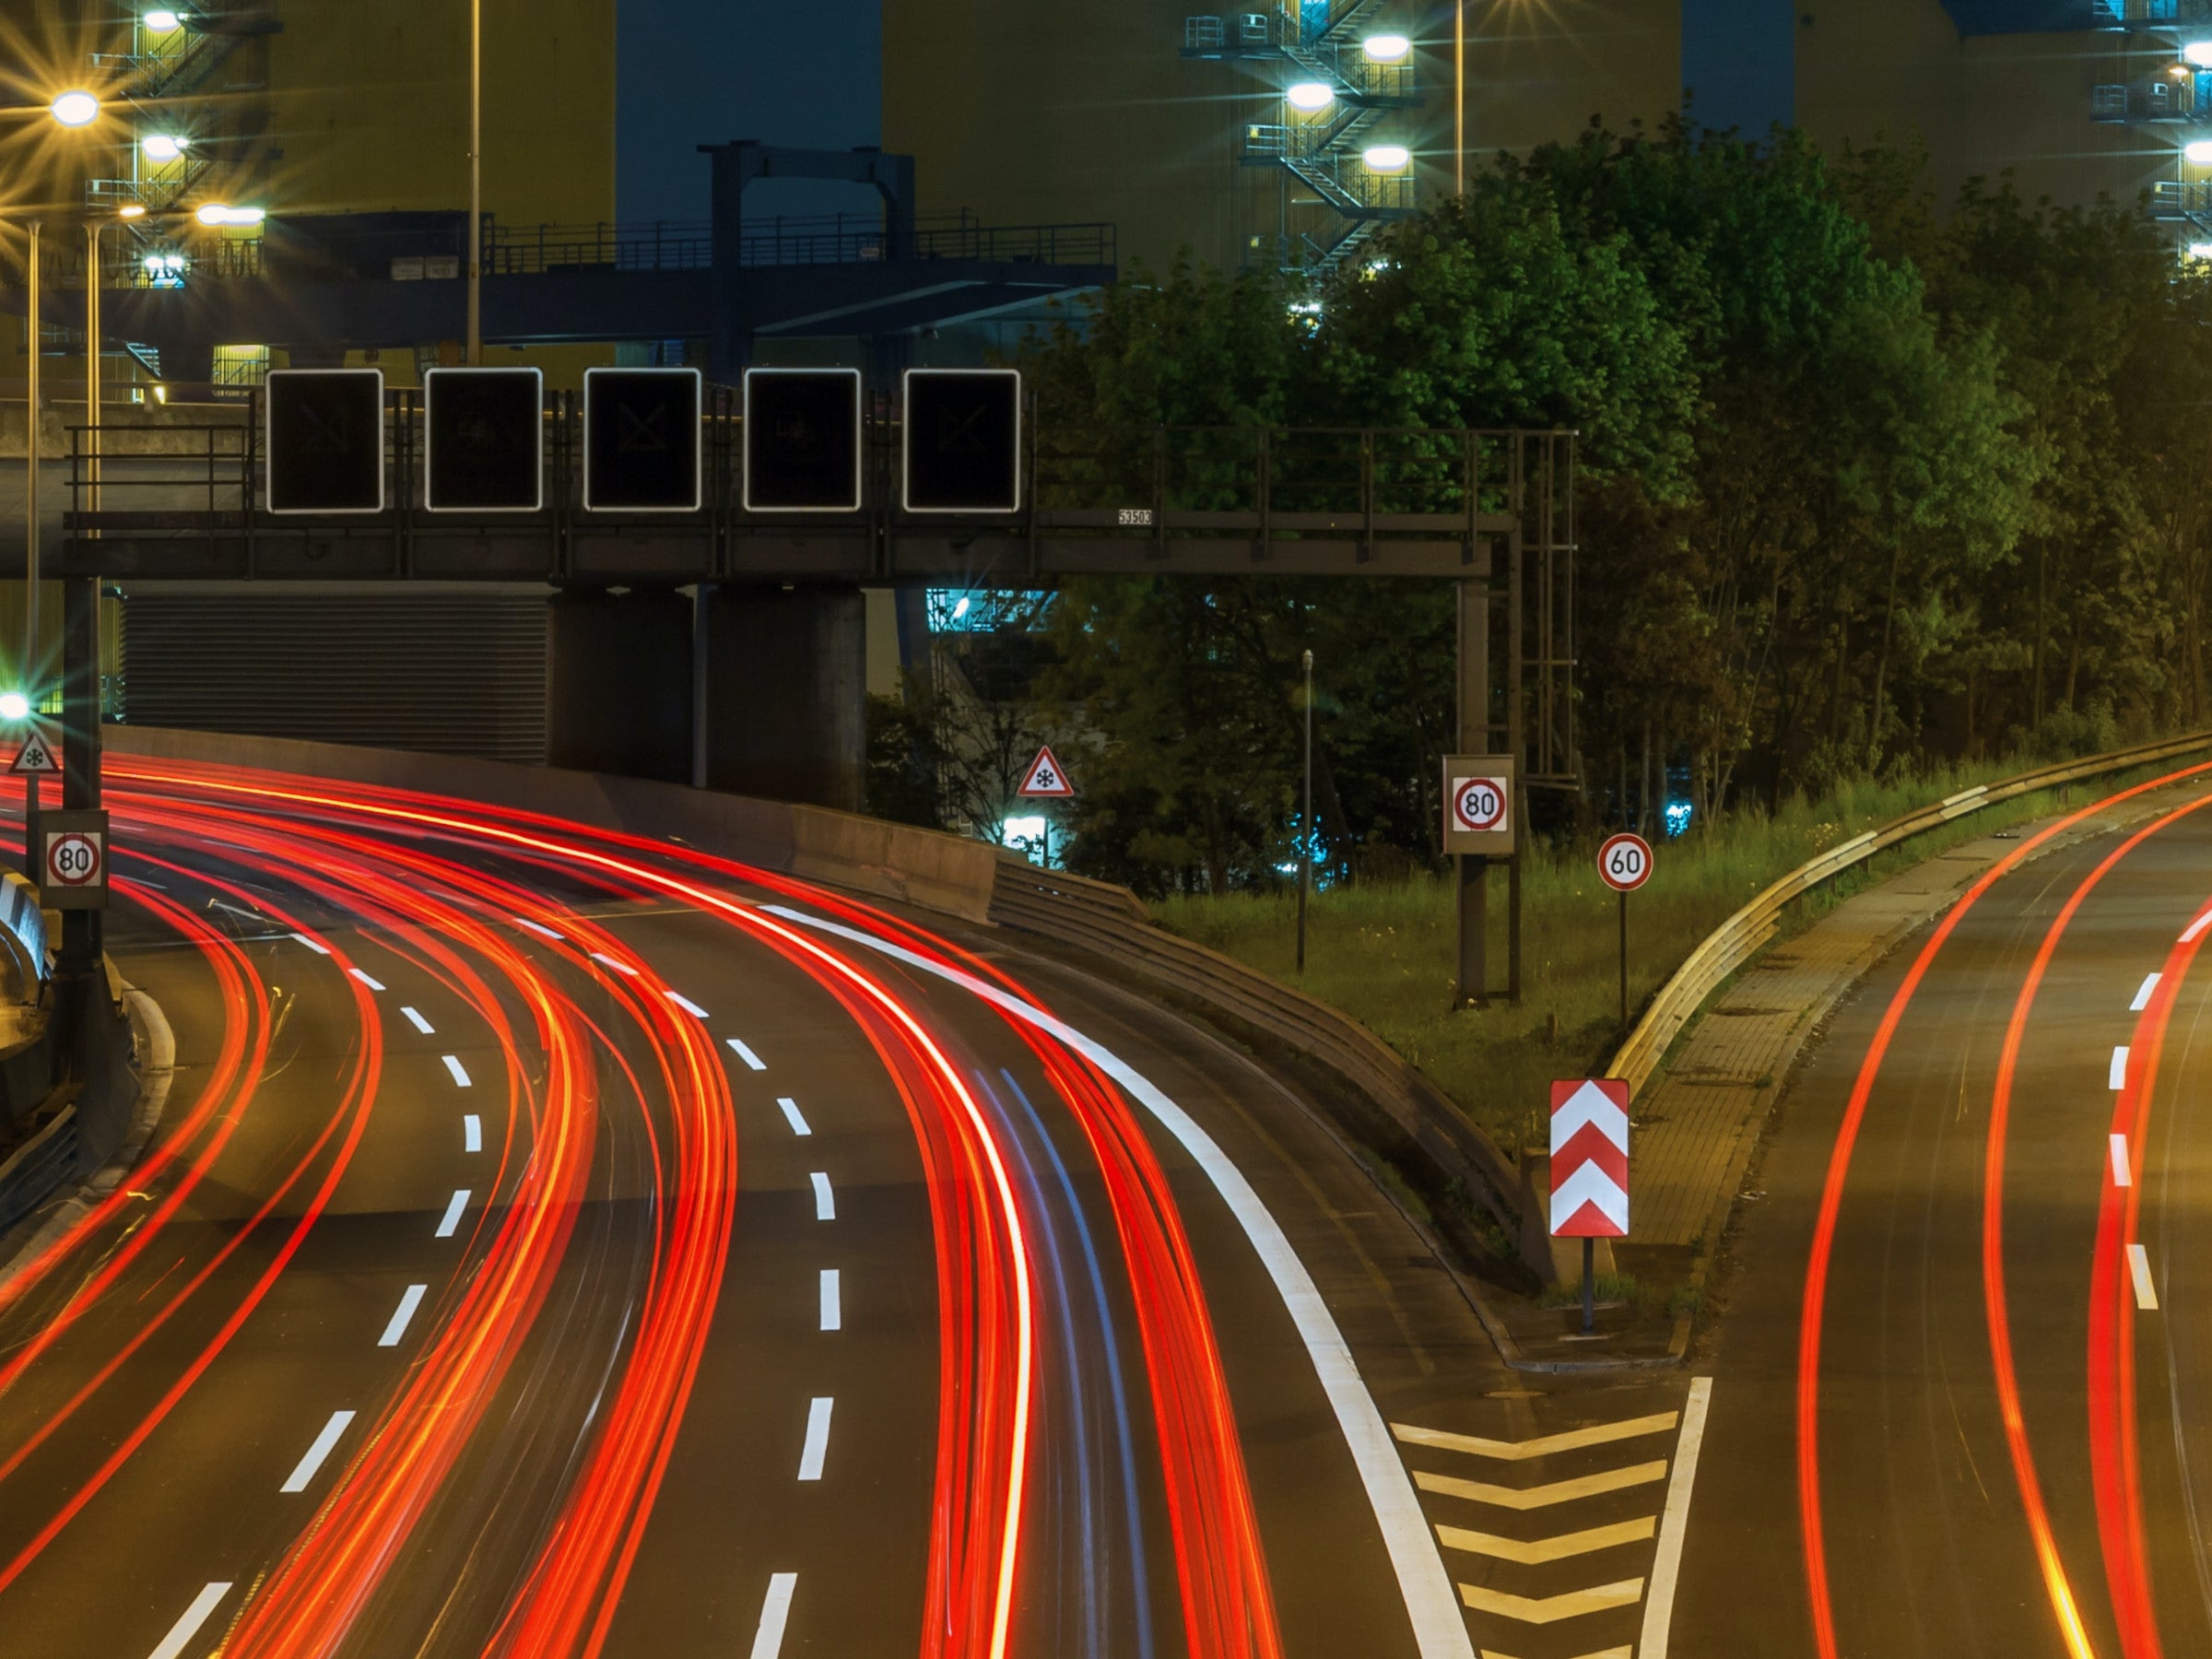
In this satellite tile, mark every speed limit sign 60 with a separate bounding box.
[1441,755,1518,853]
[1598,831,1653,892]
[40,810,110,910]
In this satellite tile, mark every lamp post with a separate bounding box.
[20,218,39,878]
[1298,647,1313,973]
[467,0,482,363]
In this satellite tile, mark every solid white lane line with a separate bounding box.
[2112,1134,2134,1188]
[2132,971,2161,1012]
[591,951,641,977]
[348,968,386,991]
[402,1006,435,1035]
[668,990,711,1018]
[2110,1046,2130,1091]
[2129,1243,2159,1311]
[797,1396,833,1480]
[1638,1377,1713,1659]
[464,1114,482,1154]
[442,1054,473,1088]
[515,916,565,940]
[147,1583,233,1659]
[810,1171,835,1220]
[777,1097,811,1136]
[747,1572,798,1659]
[280,1408,357,1492]
[436,1189,471,1239]
[379,1284,429,1347]
[765,904,1475,1659]
[727,1037,767,1071]
[819,1268,841,1331]
[288,932,332,955]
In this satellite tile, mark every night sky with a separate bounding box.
[617,0,882,229]
[1681,0,1795,137]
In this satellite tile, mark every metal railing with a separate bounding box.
[1606,730,2212,1099]
[2089,80,2209,123]
[2096,0,2212,24]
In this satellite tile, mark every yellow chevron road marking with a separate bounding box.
[1436,1515,1656,1563]
[1459,1578,1644,1623]
[1393,1413,1679,1461]
[1478,1648,1631,1659]
[1415,1461,1668,1510]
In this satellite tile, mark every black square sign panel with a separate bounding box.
[425,367,544,512]
[902,369,1021,513]
[744,369,862,512]
[265,369,385,514]
[583,367,703,512]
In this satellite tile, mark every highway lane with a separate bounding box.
[1672,775,2212,1656]
[0,756,1712,1658]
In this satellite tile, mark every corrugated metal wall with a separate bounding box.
[118,587,548,764]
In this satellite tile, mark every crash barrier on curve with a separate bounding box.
[1606,728,2212,1100]
[0,871,44,1005]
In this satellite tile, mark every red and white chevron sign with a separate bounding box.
[1550,1078,1630,1238]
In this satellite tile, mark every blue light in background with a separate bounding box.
[1665,802,1693,837]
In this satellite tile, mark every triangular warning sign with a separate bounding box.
[9,733,59,776]
[1017,744,1074,799]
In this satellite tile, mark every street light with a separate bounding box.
[2188,139,2212,166]
[141,135,186,162]
[2187,41,2212,66]
[1286,81,1335,112]
[49,91,99,129]
[1363,33,1412,62]
[145,9,183,30]
[1364,144,1412,172]
[194,202,264,227]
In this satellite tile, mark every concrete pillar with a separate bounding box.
[545,588,693,782]
[699,583,865,810]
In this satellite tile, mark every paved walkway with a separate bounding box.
[1626,783,2212,1250]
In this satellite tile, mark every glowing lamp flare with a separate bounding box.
[50,91,100,128]
[2189,139,2212,166]
[1362,33,1412,62]
[2187,40,2212,66]
[145,9,182,29]
[1285,80,1335,111]
[1363,144,1412,172]
[142,134,186,162]
[0,694,28,723]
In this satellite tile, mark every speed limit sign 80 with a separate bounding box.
[1441,756,1518,854]
[1598,831,1653,892]
[40,810,110,910]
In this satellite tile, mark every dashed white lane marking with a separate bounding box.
[1638,1377,1713,1659]
[809,1171,835,1220]
[147,1582,233,1659]
[591,951,641,977]
[2129,1243,2159,1311]
[280,1409,357,1492]
[436,1189,471,1239]
[514,916,564,940]
[777,1098,812,1136]
[464,1114,482,1154]
[668,990,710,1018]
[2132,972,2161,1012]
[797,1396,833,1480]
[402,1006,435,1035]
[348,968,386,991]
[2110,1046,2130,1091]
[767,903,1474,1659]
[727,1037,767,1071]
[442,1054,472,1088]
[2184,909,2212,945]
[818,1269,841,1331]
[747,1572,798,1659]
[2112,1134,2134,1188]
[288,932,331,955]
[379,1284,429,1347]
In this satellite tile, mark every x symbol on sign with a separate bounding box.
[935,406,984,453]
[301,405,350,454]
[618,405,668,453]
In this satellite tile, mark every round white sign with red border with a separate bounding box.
[1597,831,1653,892]
[45,830,103,888]
[1451,775,1510,834]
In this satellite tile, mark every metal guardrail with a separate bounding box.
[0,1107,76,1237]
[1606,729,2212,1099]
[988,857,1524,1230]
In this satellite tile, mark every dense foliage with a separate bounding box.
[939,123,2212,894]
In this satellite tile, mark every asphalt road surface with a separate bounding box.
[0,756,1706,1659]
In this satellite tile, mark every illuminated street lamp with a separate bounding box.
[194,202,265,227]
[145,9,183,29]
[1363,34,1412,62]
[2188,139,2212,165]
[1364,144,1412,172]
[1286,81,1335,112]
[2187,41,2212,66]
[141,134,186,162]
[49,90,99,129]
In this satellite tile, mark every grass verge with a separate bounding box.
[1155,751,2194,1154]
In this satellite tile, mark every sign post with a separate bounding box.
[1551,1077,1630,1333]
[1442,755,1517,1005]
[1016,744,1075,866]
[1597,831,1653,1029]
[11,729,60,886]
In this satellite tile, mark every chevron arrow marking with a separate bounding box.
[1436,1515,1656,1562]
[1478,1648,1630,1659]
[1459,1578,1644,1622]
[1549,1079,1630,1150]
[1413,1462,1669,1509]
[1393,1413,1677,1462]
[1550,1159,1630,1236]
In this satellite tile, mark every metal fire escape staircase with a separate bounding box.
[2086,0,2212,238]
[1183,3,1421,272]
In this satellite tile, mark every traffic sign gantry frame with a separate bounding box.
[743,368,864,513]
[265,368,386,515]
[424,366,546,513]
[582,366,705,513]
[901,368,1023,514]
